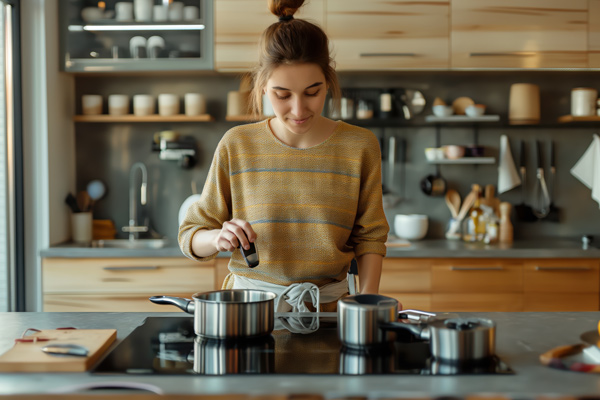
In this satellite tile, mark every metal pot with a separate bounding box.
[149,289,276,339]
[337,294,434,348]
[388,317,496,364]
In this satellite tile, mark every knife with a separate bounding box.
[42,343,89,357]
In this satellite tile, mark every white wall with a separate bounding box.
[21,0,75,310]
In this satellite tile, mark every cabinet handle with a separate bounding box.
[450,266,503,271]
[103,266,160,271]
[534,266,592,271]
[360,53,416,58]
[469,52,536,57]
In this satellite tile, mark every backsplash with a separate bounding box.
[75,71,600,242]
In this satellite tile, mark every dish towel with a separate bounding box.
[497,135,522,194]
[571,134,600,208]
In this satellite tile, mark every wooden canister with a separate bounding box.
[499,202,514,244]
[508,83,540,125]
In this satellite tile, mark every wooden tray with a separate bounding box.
[0,329,116,372]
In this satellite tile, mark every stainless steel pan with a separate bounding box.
[149,289,276,339]
[338,294,495,364]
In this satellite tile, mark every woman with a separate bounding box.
[179,0,389,312]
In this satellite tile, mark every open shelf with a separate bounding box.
[68,21,206,32]
[426,157,496,165]
[225,115,268,122]
[73,114,215,122]
[425,115,501,123]
[558,115,600,123]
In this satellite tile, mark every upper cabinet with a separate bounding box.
[214,0,325,71]
[60,0,213,72]
[451,0,589,69]
[326,0,450,71]
[589,0,600,67]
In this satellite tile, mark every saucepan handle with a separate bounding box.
[149,295,195,314]
[398,309,436,321]
[379,321,429,340]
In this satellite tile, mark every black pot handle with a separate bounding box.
[149,295,195,314]
[379,321,431,340]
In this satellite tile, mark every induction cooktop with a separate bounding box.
[93,315,513,376]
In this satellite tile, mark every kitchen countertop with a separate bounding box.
[40,239,600,258]
[1,311,600,397]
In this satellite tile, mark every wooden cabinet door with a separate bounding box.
[589,0,600,67]
[43,257,215,312]
[523,259,600,311]
[214,0,325,71]
[379,258,431,310]
[451,0,588,68]
[327,0,449,70]
[431,259,523,312]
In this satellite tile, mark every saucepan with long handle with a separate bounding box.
[338,294,495,364]
[150,290,277,339]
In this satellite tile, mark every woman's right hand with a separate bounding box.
[213,219,257,252]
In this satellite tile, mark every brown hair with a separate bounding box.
[250,0,341,117]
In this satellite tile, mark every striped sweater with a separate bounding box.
[178,119,389,288]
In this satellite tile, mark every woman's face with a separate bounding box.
[265,63,328,136]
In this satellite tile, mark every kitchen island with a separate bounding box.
[0,311,599,398]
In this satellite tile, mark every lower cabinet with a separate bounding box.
[382,258,600,312]
[42,257,215,312]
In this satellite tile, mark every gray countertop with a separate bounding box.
[1,311,600,397]
[41,239,600,259]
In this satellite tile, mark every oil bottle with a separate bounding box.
[462,184,486,242]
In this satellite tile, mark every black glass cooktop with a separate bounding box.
[93,316,513,376]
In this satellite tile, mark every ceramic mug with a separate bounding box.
[184,93,206,116]
[133,94,155,116]
[82,95,102,115]
[158,94,180,116]
[108,94,130,116]
[115,2,134,21]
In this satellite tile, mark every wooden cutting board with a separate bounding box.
[0,329,116,372]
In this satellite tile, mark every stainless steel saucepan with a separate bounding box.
[337,294,435,348]
[338,294,496,364]
[149,289,277,339]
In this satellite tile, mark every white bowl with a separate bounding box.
[394,214,428,241]
[465,104,485,117]
[432,105,454,117]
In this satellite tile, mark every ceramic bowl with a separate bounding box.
[465,145,485,157]
[432,105,454,117]
[443,145,465,160]
[465,104,486,117]
[394,214,428,241]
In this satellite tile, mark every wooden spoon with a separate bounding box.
[456,190,477,222]
[76,190,91,213]
[445,189,461,219]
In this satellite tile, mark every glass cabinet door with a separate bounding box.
[59,0,213,72]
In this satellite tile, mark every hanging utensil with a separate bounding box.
[383,135,401,208]
[514,140,536,222]
[546,141,561,222]
[532,140,551,219]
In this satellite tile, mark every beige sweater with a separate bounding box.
[179,119,389,288]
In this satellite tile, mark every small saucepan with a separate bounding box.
[420,173,447,197]
[337,294,435,348]
[338,294,496,364]
[150,289,277,340]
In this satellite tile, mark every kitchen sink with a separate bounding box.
[91,238,169,249]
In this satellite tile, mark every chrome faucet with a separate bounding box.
[122,162,149,240]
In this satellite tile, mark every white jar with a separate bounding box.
[108,94,129,116]
[115,2,134,21]
[184,93,206,116]
[158,94,180,116]
[133,94,155,116]
[571,87,598,117]
[82,95,102,115]
[134,0,153,22]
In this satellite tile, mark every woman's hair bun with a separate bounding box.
[268,0,305,18]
